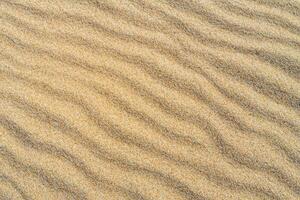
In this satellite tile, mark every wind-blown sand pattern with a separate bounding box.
[0,0,300,199]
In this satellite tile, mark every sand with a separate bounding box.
[0,0,300,199]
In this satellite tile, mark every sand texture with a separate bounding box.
[0,0,300,199]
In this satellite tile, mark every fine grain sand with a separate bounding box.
[0,0,300,199]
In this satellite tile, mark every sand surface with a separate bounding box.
[0,0,300,199]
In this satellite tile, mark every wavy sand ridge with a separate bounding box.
[0,0,300,199]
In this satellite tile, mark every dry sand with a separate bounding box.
[0,0,300,199]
